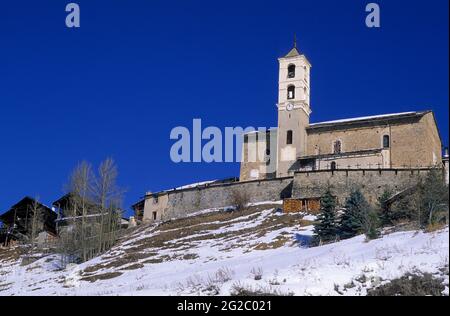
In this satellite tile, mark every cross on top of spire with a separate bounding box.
[284,34,301,58]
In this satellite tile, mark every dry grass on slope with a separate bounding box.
[79,204,314,279]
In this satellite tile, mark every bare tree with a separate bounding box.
[69,161,94,261]
[28,197,43,252]
[57,158,124,265]
[92,158,123,254]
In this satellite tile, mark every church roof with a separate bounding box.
[308,111,430,130]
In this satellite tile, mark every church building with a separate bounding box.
[133,41,448,224]
[240,42,445,181]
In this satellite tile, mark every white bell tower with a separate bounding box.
[276,37,312,178]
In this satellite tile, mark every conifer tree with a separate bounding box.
[314,189,338,242]
[339,189,369,239]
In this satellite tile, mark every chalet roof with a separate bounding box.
[0,197,57,235]
[52,192,98,209]
[0,197,55,220]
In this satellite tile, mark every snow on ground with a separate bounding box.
[0,202,448,296]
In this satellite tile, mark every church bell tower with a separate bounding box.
[276,38,312,178]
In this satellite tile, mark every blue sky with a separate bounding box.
[0,0,448,216]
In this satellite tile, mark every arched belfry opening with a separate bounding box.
[287,85,295,100]
[288,64,296,78]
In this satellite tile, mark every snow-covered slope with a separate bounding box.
[0,202,448,296]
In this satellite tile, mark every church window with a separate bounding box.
[333,140,342,154]
[287,85,295,99]
[287,130,293,145]
[383,135,390,148]
[331,161,337,170]
[288,64,296,78]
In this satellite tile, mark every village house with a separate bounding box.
[0,197,58,247]
[52,193,130,232]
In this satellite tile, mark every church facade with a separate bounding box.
[240,44,445,182]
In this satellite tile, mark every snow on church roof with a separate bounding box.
[308,111,428,128]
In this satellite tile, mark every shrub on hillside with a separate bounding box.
[378,189,393,226]
[415,169,449,227]
[362,208,381,240]
[388,169,449,228]
[229,189,250,211]
[367,273,445,296]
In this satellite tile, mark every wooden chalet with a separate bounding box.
[0,197,57,246]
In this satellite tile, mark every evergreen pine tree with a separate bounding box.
[314,190,338,242]
[339,189,369,239]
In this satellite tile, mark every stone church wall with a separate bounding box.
[292,168,434,206]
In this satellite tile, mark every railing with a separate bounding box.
[297,163,441,172]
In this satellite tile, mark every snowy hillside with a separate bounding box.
[0,202,448,296]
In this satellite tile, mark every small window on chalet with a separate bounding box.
[154,196,159,204]
[383,135,390,148]
[288,64,296,78]
[333,140,342,154]
[287,85,295,100]
[331,161,337,170]
[152,212,157,221]
[287,130,293,145]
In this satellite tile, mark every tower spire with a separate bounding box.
[283,35,301,58]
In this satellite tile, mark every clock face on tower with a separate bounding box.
[286,103,294,111]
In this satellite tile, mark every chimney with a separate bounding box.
[128,216,137,228]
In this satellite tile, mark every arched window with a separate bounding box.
[331,161,337,170]
[288,64,296,78]
[333,140,342,154]
[383,135,390,148]
[286,130,293,145]
[287,85,295,100]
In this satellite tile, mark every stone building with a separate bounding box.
[239,42,445,181]
[133,41,448,224]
